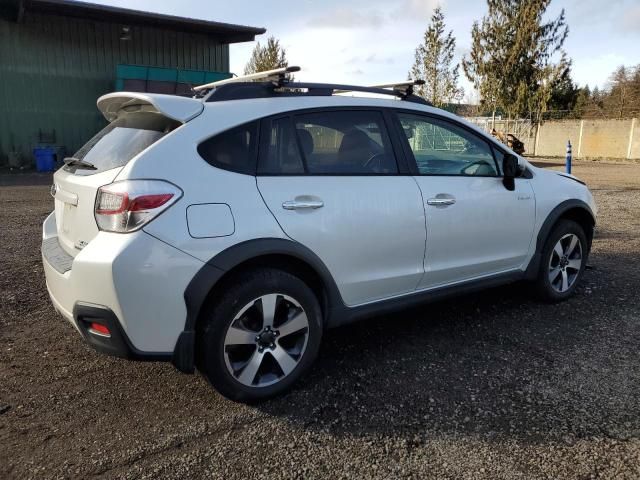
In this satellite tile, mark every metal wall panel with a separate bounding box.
[0,11,230,164]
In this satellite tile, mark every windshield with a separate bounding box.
[66,112,179,174]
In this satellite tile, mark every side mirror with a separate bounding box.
[502,154,518,191]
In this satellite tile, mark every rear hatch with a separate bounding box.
[52,92,203,257]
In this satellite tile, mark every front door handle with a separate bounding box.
[282,200,324,210]
[427,197,456,206]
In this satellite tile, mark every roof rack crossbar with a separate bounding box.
[193,66,300,92]
[368,80,425,97]
[205,81,431,105]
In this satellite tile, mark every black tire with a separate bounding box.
[196,268,322,403]
[535,219,588,302]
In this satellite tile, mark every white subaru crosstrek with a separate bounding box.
[42,69,596,402]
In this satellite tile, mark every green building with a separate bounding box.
[0,0,264,167]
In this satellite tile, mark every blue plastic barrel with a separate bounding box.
[34,147,56,172]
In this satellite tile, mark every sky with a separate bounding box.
[92,0,639,101]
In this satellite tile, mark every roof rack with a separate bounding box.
[334,79,426,99]
[193,66,300,93]
[195,66,431,105]
[369,80,425,97]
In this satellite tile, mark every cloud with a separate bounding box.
[307,7,384,29]
[364,53,395,64]
[621,5,640,33]
[391,0,442,21]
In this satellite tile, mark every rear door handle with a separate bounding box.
[427,198,456,206]
[282,200,324,210]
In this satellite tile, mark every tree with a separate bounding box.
[548,66,579,111]
[604,65,639,118]
[244,36,289,75]
[408,7,463,107]
[463,0,569,121]
[572,85,591,117]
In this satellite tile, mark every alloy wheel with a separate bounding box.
[223,294,309,388]
[548,233,583,293]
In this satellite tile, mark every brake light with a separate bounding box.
[95,180,182,233]
[129,194,174,211]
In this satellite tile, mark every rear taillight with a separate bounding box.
[95,180,182,233]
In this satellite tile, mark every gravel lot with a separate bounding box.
[1,159,639,479]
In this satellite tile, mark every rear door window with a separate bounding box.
[293,110,398,174]
[66,113,178,175]
[258,116,305,174]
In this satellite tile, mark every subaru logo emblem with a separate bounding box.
[50,183,57,197]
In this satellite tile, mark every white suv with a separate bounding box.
[42,70,596,402]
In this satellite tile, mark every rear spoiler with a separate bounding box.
[97,92,204,123]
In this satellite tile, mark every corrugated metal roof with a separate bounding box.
[13,0,266,42]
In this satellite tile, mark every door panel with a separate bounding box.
[256,109,426,306]
[258,176,426,305]
[393,111,536,288]
[413,176,535,288]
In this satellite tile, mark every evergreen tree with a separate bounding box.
[548,66,579,111]
[409,7,463,107]
[244,36,289,75]
[463,0,569,120]
[572,85,591,117]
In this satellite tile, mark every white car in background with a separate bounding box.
[42,68,596,402]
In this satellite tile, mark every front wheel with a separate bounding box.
[535,219,588,302]
[196,268,322,403]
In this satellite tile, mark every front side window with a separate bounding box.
[397,113,498,176]
[198,121,259,174]
[293,110,398,174]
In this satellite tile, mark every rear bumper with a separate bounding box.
[42,211,204,356]
[74,303,171,360]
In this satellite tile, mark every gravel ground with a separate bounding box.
[1,160,639,479]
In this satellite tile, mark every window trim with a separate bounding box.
[256,106,412,177]
[258,114,308,175]
[391,109,503,178]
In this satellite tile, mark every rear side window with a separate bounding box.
[67,112,178,174]
[198,121,259,175]
[294,111,398,174]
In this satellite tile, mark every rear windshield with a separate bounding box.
[66,112,179,174]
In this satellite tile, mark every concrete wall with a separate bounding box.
[534,120,582,157]
[470,117,640,160]
[579,120,633,159]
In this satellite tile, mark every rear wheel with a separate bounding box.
[536,219,588,302]
[196,268,322,402]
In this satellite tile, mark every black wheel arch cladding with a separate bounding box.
[174,238,344,373]
[524,199,595,280]
[535,199,595,252]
